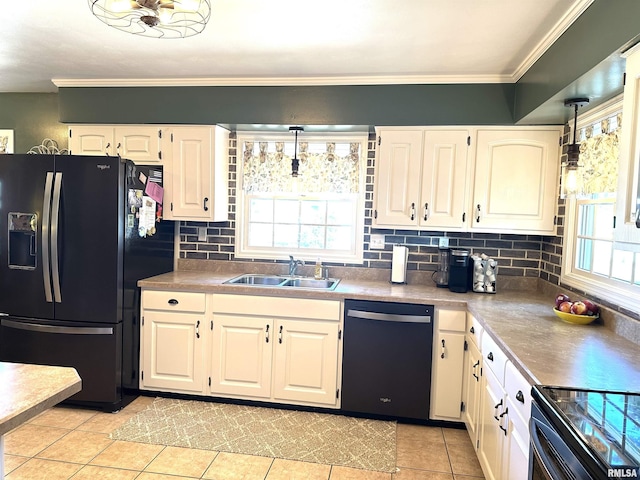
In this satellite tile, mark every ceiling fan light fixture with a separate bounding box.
[88,0,211,39]
[561,97,589,199]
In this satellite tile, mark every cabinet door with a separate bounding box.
[503,396,530,480]
[273,319,339,406]
[374,130,423,226]
[430,330,465,420]
[463,339,482,448]
[141,310,204,393]
[68,125,115,156]
[165,126,212,220]
[420,130,470,230]
[116,127,162,164]
[472,129,560,233]
[477,366,505,480]
[210,314,272,399]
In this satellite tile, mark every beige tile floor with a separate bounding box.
[4,396,485,480]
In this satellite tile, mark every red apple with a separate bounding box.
[555,294,570,308]
[571,301,588,315]
[582,299,599,316]
[558,301,573,313]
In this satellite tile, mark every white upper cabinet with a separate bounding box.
[374,126,561,234]
[374,129,424,226]
[471,128,561,234]
[163,125,229,222]
[374,128,470,230]
[68,125,162,163]
[421,130,470,230]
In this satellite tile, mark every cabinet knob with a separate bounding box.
[470,326,475,334]
[168,298,179,305]
[487,352,494,361]
[516,390,525,403]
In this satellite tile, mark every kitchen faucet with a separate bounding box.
[288,255,305,276]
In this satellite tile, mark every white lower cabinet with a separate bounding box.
[462,313,483,449]
[430,309,466,421]
[140,290,207,394]
[477,330,532,480]
[209,314,273,398]
[209,294,342,408]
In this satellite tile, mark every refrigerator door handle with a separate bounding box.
[51,172,63,303]
[42,172,55,303]
[1,319,113,335]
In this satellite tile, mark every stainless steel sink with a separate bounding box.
[282,278,339,290]
[224,274,288,286]
[223,274,339,290]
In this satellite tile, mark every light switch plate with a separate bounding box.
[197,227,207,242]
[370,234,385,250]
[439,237,449,248]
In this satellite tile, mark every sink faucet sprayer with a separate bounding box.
[288,255,305,276]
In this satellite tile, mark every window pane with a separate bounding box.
[592,240,612,277]
[635,253,640,285]
[300,225,325,249]
[576,238,592,271]
[273,224,298,247]
[612,248,634,282]
[250,198,273,222]
[274,199,299,223]
[578,204,594,236]
[327,226,352,250]
[327,201,354,225]
[248,223,273,247]
[594,203,614,240]
[300,201,326,225]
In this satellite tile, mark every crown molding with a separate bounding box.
[51,73,514,88]
[511,0,595,82]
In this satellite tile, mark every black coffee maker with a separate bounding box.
[448,249,472,293]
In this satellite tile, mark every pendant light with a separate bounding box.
[289,126,304,177]
[561,98,590,198]
[88,0,211,39]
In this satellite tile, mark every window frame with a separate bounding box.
[234,131,367,264]
[561,95,640,314]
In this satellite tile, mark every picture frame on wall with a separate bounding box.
[0,129,14,154]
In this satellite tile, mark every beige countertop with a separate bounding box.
[139,271,640,393]
[0,362,81,436]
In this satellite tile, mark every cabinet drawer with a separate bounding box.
[481,332,507,383]
[466,312,483,348]
[504,361,532,424]
[142,290,206,313]
[437,309,465,332]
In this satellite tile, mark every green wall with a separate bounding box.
[58,84,517,126]
[0,93,67,153]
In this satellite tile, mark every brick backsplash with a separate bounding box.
[178,131,552,278]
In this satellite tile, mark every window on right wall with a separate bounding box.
[562,95,640,314]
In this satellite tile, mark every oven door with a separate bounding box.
[529,400,594,480]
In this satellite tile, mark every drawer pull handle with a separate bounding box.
[203,197,209,211]
[472,360,480,381]
[470,326,475,334]
[265,324,270,343]
[516,390,525,403]
[440,338,446,359]
[168,299,179,305]
[499,407,509,436]
[493,399,503,421]
[278,325,283,344]
[476,204,481,223]
[487,352,494,361]
[410,202,416,221]
[195,320,200,339]
[423,202,429,221]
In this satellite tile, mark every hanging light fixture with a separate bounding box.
[561,98,590,198]
[289,126,304,177]
[88,0,211,39]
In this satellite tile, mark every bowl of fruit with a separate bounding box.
[553,294,600,325]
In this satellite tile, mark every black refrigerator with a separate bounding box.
[0,154,174,412]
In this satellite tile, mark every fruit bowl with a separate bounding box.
[553,308,599,325]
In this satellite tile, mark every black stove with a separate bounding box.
[531,385,640,479]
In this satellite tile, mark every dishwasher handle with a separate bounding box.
[347,309,431,324]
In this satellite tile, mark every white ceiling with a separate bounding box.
[3,0,592,93]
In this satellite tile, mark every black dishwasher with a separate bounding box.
[341,299,433,420]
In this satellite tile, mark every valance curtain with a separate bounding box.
[243,141,361,194]
[577,112,621,196]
